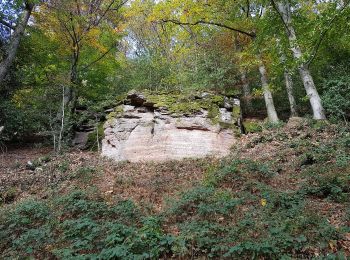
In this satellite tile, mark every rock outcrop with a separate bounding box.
[102,91,241,162]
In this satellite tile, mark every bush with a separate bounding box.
[322,76,350,122]
[205,159,275,187]
[0,190,176,259]
[0,100,40,141]
[302,168,350,202]
[0,200,53,258]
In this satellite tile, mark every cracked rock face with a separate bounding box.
[102,92,241,162]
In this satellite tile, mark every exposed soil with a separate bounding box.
[0,144,213,211]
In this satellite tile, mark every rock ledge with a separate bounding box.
[102,91,241,162]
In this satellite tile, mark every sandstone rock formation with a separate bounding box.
[102,91,241,162]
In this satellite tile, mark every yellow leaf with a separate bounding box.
[260,199,267,207]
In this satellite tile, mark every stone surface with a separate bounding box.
[72,131,94,149]
[102,92,241,162]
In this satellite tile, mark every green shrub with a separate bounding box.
[0,190,176,259]
[71,166,97,182]
[0,200,52,258]
[263,120,285,130]
[302,168,350,202]
[208,159,275,187]
[58,160,70,173]
[243,120,263,133]
[321,76,350,122]
[166,186,241,222]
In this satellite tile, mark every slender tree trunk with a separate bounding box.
[241,71,253,113]
[258,60,279,123]
[276,1,326,120]
[65,49,79,112]
[0,3,33,83]
[58,85,65,152]
[234,36,253,113]
[70,50,79,85]
[278,41,298,117]
[284,68,298,117]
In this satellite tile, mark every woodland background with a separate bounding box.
[0,0,349,147]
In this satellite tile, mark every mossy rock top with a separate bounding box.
[119,90,239,117]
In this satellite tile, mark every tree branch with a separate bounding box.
[57,14,75,43]
[306,1,350,66]
[161,19,256,38]
[270,0,292,36]
[84,0,127,33]
[246,0,250,17]
[80,45,116,71]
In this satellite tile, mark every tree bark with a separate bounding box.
[258,60,279,123]
[64,47,79,112]
[241,71,253,112]
[0,2,33,83]
[284,68,298,117]
[275,1,326,120]
[234,37,253,113]
[278,41,298,117]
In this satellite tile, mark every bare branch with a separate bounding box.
[246,0,250,18]
[80,45,116,71]
[84,0,127,33]
[161,19,256,38]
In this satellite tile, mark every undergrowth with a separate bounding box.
[1,122,349,259]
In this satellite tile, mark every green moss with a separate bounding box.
[209,95,224,105]
[86,122,105,151]
[232,106,241,118]
[169,101,203,114]
[207,105,220,124]
[145,93,177,108]
[106,105,124,121]
[115,105,124,114]
[109,91,241,127]
[106,112,117,121]
[219,122,233,129]
[223,88,241,97]
[116,93,128,103]
[243,120,263,133]
[145,91,207,115]
[219,122,242,137]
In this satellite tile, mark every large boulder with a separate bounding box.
[102,91,241,162]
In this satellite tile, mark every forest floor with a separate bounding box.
[0,117,349,259]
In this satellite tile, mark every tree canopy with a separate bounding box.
[0,0,349,142]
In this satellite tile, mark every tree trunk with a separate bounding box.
[278,43,298,117]
[0,3,33,83]
[258,61,279,123]
[65,49,79,112]
[276,1,326,120]
[70,50,79,85]
[234,36,253,113]
[58,85,65,152]
[241,71,253,113]
[284,68,298,117]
